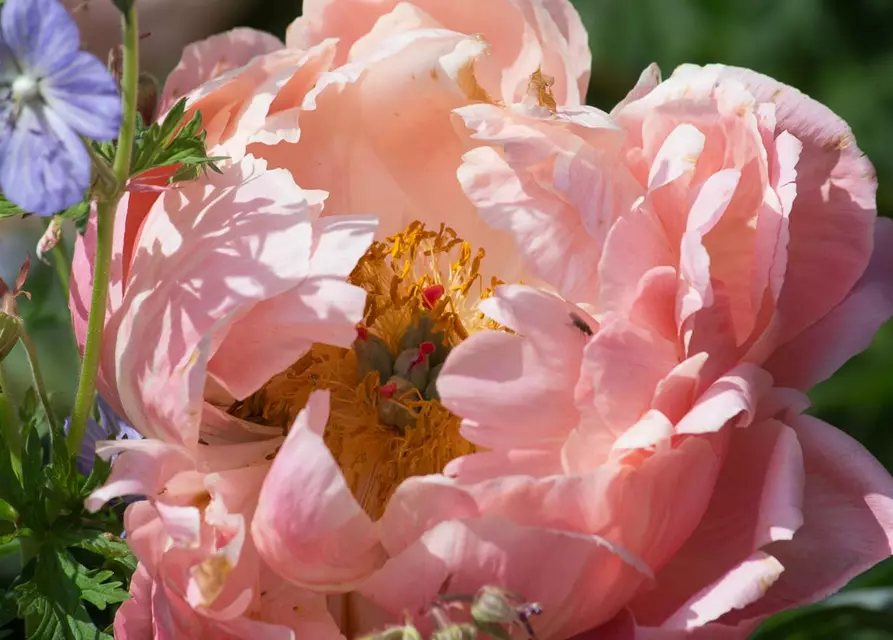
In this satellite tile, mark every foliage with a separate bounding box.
[0,390,132,639]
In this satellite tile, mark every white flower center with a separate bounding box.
[11,74,40,103]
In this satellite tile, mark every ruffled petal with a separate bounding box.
[252,391,387,590]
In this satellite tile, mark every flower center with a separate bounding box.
[11,74,41,104]
[230,221,504,519]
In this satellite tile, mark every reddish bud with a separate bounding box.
[379,383,398,399]
[422,284,445,309]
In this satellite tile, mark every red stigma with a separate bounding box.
[410,341,436,369]
[422,284,445,309]
[379,383,397,398]
[356,325,369,341]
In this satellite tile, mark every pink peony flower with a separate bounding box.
[71,1,893,637]
[76,154,377,638]
[433,62,893,636]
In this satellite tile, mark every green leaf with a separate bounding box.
[14,580,111,640]
[69,531,137,577]
[126,98,225,184]
[0,192,26,219]
[12,548,121,639]
[75,570,128,611]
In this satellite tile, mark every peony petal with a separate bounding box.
[113,157,324,445]
[361,517,650,640]
[252,391,387,590]
[206,215,376,400]
[630,419,804,627]
[160,28,285,112]
[764,218,893,390]
[717,415,893,625]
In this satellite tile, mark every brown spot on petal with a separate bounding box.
[528,68,557,113]
[192,555,233,606]
[457,59,494,104]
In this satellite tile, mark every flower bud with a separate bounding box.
[431,624,477,640]
[0,312,22,362]
[137,72,160,125]
[470,586,518,626]
[359,625,423,640]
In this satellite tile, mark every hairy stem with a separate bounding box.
[67,4,139,457]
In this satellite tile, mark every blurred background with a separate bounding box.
[5,0,893,638]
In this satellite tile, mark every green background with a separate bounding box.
[5,0,893,637]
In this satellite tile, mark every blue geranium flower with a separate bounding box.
[64,396,142,477]
[0,0,121,215]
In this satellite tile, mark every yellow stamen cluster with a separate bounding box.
[230,222,503,520]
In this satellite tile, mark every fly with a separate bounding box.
[569,312,593,337]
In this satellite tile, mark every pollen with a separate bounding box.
[230,222,505,520]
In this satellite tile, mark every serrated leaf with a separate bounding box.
[14,580,111,640]
[68,531,137,577]
[127,98,224,184]
[34,548,80,612]
[75,570,128,611]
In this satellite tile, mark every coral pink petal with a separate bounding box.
[576,316,678,437]
[207,216,375,400]
[674,364,773,435]
[160,28,284,112]
[706,64,878,346]
[629,419,804,627]
[114,564,154,640]
[716,414,893,625]
[252,391,387,590]
[765,218,893,390]
[86,440,194,511]
[437,331,579,449]
[360,517,650,640]
[113,158,325,446]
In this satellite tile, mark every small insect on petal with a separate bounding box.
[569,312,593,337]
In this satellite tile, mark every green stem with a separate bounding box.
[0,362,22,481]
[19,329,60,436]
[67,5,139,458]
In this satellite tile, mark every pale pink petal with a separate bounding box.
[113,158,326,445]
[252,391,387,590]
[207,215,376,400]
[160,28,285,113]
[765,218,893,390]
[114,564,154,640]
[438,285,590,448]
[611,63,662,114]
[260,29,524,278]
[360,517,650,640]
[675,364,773,435]
[85,440,194,511]
[576,316,678,439]
[629,419,804,627]
[598,203,675,317]
[660,552,784,630]
[705,64,878,347]
[717,415,893,625]
[677,169,742,333]
[455,104,638,300]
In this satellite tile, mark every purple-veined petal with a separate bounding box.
[63,416,107,477]
[0,0,79,75]
[97,395,142,441]
[0,103,89,215]
[43,50,121,141]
